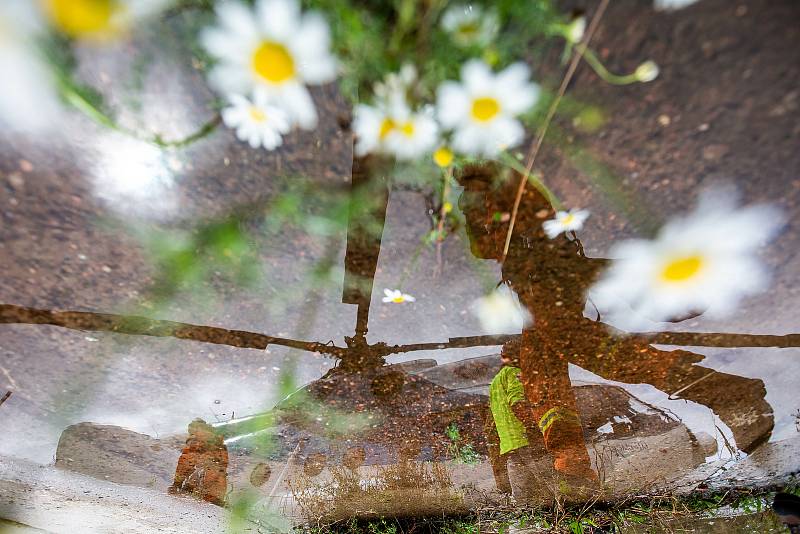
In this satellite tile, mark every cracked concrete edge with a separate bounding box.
[664,435,800,495]
[0,455,269,534]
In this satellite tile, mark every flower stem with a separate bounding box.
[55,63,220,149]
[579,46,639,85]
[497,151,564,211]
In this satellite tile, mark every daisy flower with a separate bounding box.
[436,60,539,157]
[41,0,168,39]
[221,90,291,150]
[353,93,438,160]
[543,209,590,239]
[440,4,499,48]
[472,285,532,334]
[200,0,337,129]
[382,288,416,304]
[590,189,784,328]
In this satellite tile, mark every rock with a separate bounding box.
[249,462,272,487]
[55,422,180,491]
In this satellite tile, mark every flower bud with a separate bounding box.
[634,60,660,82]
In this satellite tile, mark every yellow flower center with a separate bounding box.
[457,22,480,37]
[379,118,396,140]
[252,41,295,84]
[392,296,405,303]
[471,97,500,122]
[561,214,575,225]
[661,255,703,282]
[433,147,454,167]
[46,0,120,37]
[249,107,267,123]
[399,121,414,137]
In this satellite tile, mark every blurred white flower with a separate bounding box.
[353,93,438,160]
[92,134,176,219]
[436,60,539,157]
[472,285,532,334]
[590,189,784,327]
[41,0,169,39]
[382,288,415,304]
[222,90,291,150]
[654,0,699,11]
[201,0,337,129]
[543,209,590,239]
[634,60,660,83]
[0,1,62,132]
[440,4,499,47]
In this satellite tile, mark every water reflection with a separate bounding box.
[1,157,798,516]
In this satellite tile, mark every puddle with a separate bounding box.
[1,0,800,531]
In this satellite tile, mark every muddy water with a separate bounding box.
[1,0,800,529]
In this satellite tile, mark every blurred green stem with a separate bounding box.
[579,45,640,85]
[389,0,418,54]
[497,151,564,211]
[56,70,221,148]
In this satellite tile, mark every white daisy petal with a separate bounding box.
[256,0,300,40]
[280,83,318,129]
[217,1,259,35]
[461,59,493,93]
[353,104,383,157]
[436,82,471,128]
[488,116,525,152]
[452,124,489,156]
[292,12,337,83]
[208,64,253,96]
[542,220,562,239]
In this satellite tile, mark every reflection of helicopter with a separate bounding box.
[2,156,797,366]
[2,157,798,499]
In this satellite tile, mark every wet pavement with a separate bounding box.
[1,0,800,530]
